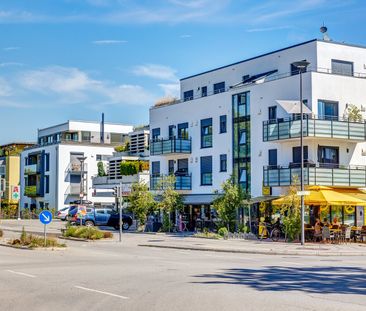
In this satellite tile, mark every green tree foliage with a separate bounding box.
[114,142,130,153]
[97,161,106,177]
[127,182,156,225]
[158,175,184,232]
[120,161,149,176]
[213,177,244,232]
[345,104,363,122]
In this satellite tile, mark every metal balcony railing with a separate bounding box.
[150,174,192,190]
[150,138,192,155]
[263,164,366,187]
[263,116,366,142]
[24,164,40,175]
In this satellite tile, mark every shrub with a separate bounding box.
[103,232,113,239]
[218,227,229,238]
[9,229,65,248]
[63,226,111,240]
[97,161,106,177]
[0,229,3,238]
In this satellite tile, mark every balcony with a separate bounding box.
[66,162,88,175]
[65,184,81,195]
[150,174,192,190]
[150,138,192,155]
[263,164,366,187]
[24,164,39,175]
[263,117,366,142]
[24,185,41,197]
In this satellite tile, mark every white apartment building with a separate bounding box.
[20,120,133,210]
[129,126,150,155]
[150,38,366,229]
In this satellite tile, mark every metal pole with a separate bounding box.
[44,224,46,247]
[300,69,305,246]
[119,182,123,243]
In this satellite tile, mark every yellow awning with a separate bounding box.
[272,186,366,206]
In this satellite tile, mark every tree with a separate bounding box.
[213,177,244,232]
[344,104,363,122]
[97,161,106,177]
[114,142,130,153]
[120,161,139,176]
[158,175,184,232]
[127,182,156,226]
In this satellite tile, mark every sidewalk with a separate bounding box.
[137,233,366,256]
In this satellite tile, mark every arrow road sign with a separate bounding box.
[39,210,53,225]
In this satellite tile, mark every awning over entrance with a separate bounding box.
[183,194,220,205]
[276,100,312,114]
[272,186,366,206]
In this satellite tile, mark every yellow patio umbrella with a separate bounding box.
[272,186,366,206]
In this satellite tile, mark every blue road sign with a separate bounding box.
[39,210,53,225]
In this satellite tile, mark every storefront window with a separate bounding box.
[319,206,330,223]
[344,206,355,226]
[331,206,342,224]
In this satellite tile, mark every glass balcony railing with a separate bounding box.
[150,174,192,190]
[24,164,39,175]
[263,164,366,187]
[263,116,366,142]
[150,138,192,155]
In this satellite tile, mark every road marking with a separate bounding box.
[74,286,129,300]
[6,270,36,278]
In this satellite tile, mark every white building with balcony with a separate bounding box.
[20,120,133,210]
[150,38,366,229]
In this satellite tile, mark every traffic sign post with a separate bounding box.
[39,210,53,246]
[117,184,123,243]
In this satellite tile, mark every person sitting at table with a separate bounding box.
[332,216,340,227]
[323,218,330,227]
[313,219,322,242]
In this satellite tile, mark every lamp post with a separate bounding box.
[293,61,310,246]
[77,156,87,226]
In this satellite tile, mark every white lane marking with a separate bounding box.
[74,286,129,300]
[6,270,36,278]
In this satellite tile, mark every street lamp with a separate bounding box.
[77,156,87,206]
[292,60,310,246]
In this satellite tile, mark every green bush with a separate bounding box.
[218,227,229,238]
[63,226,112,240]
[194,232,221,239]
[0,229,3,238]
[9,228,65,248]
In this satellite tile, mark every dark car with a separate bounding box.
[69,207,132,230]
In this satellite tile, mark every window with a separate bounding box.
[96,154,109,161]
[268,149,277,167]
[151,128,160,141]
[168,125,175,139]
[81,131,91,142]
[219,115,227,133]
[220,154,227,172]
[213,82,225,94]
[177,158,188,174]
[318,100,338,120]
[239,169,247,183]
[332,59,353,76]
[239,130,246,145]
[201,86,207,97]
[177,122,189,139]
[183,90,194,101]
[268,106,277,121]
[168,160,174,175]
[70,175,81,183]
[201,118,213,148]
[200,156,212,185]
[151,161,160,175]
[292,146,308,164]
[318,146,339,168]
[110,133,123,144]
[45,175,49,194]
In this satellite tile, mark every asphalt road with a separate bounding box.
[1,236,366,311]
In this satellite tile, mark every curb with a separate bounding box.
[0,242,32,250]
[138,244,366,257]
[58,236,90,242]
[1,228,60,238]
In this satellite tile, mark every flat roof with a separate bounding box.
[180,39,366,81]
[38,119,132,132]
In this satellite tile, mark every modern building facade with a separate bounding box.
[0,143,34,205]
[150,38,366,228]
[128,126,150,155]
[20,120,133,210]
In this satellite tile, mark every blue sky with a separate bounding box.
[1,0,366,144]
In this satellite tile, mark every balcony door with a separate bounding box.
[318,146,339,168]
[177,158,188,175]
[318,100,338,120]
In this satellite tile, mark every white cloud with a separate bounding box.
[0,62,24,67]
[133,64,178,81]
[92,40,128,45]
[159,83,180,98]
[246,26,291,33]
[0,78,12,96]
[180,34,192,38]
[3,47,20,51]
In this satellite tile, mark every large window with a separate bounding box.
[201,86,207,97]
[318,100,339,120]
[45,153,50,172]
[168,160,174,175]
[219,115,227,133]
[183,90,194,101]
[44,176,49,194]
[110,133,123,144]
[177,122,189,139]
[268,106,277,121]
[177,158,188,174]
[201,118,213,148]
[220,154,227,172]
[292,146,308,164]
[151,128,160,141]
[268,149,277,167]
[318,146,339,168]
[331,59,354,76]
[200,156,212,185]
[151,161,160,175]
[213,82,225,94]
[168,125,175,139]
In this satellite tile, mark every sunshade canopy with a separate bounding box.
[272,186,366,206]
[276,100,312,114]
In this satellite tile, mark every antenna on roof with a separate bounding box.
[320,24,331,41]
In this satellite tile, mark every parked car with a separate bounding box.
[56,207,70,221]
[69,207,133,230]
